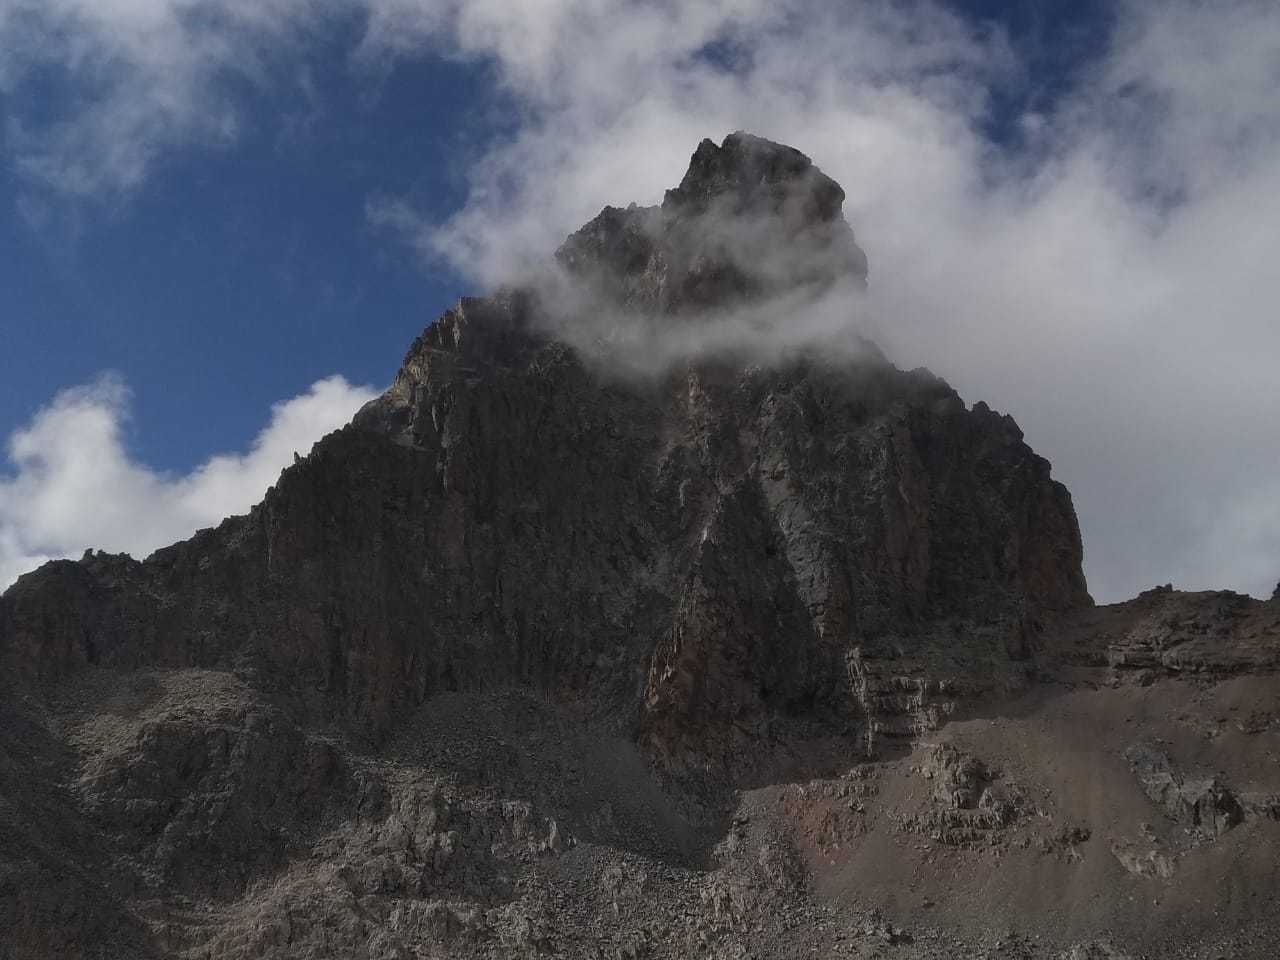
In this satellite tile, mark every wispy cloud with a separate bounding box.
[0,374,377,588]
[0,0,345,195]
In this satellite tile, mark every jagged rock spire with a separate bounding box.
[556,132,868,313]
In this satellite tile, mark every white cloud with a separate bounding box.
[0,374,377,588]
[3,0,1278,602]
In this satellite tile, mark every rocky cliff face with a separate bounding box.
[2,133,1085,768]
[1,134,1275,960]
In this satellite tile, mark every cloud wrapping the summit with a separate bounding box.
[2,0,1279,601]
[365,0,1280,603]
[0,375,377,588]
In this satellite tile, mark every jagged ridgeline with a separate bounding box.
[2,134,1276,960]
[2,132,1087,756]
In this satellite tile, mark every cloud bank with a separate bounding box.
[3,0,1279,602]
[0,375,377,588]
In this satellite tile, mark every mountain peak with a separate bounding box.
[663,132,846,223]
[555,131,867,315]
[6,134,1275,960]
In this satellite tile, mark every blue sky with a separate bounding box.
[1,0,1278,601]
[1,28,482,470]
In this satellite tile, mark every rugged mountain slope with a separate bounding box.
[1,133,1276,960]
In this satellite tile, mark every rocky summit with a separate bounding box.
[1,133,1277,960]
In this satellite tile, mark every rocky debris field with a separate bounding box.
[3,599,1278,960]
